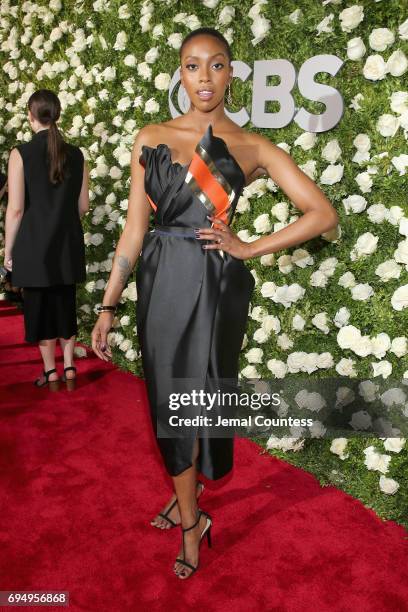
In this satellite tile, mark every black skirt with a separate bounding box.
[22,284,78,342]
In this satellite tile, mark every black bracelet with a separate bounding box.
[97,305,117,314]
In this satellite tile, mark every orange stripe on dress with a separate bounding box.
[139,162,157,212]
[189,153,230,224]
[146,192,157,213]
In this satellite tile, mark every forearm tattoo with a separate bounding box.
[117,254,132,287]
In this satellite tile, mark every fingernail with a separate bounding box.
[101,344,106,351]
[202,245,207,249]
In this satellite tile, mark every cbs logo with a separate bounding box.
[168,54,344,133]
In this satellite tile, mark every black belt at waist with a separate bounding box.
[151,225,198,239]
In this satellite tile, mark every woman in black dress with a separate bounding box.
[91,28,338,579]
[4,89,89,391]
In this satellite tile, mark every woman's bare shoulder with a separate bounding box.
[133,123,169,149]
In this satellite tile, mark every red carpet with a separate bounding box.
[1,299,407,612]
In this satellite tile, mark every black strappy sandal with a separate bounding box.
[174,509,213,579]
[62,366,77,391]
[34,368,60,392]
[152,481,205,529]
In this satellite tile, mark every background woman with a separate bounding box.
[4,89,89,391]
[91,28,338,579]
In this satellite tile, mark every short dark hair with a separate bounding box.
[179,27,232,63]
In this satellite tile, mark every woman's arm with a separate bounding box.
[4,149,24,271]
[246,134,339,258]
[91,126,153,360]
[78,160,89,218]
[199,133,339,260]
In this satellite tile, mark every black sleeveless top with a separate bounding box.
[11,128,86,287]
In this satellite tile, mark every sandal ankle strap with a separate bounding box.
[44,368,57,379]
[181,511,202,533]
[64,366,76,373]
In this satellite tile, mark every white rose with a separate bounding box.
[253,213,271,233]
[250,306,266,321]
[387,49,408,77]
[246,348,263,363]
[390,91,408,115]
[218,6,235,25]
[347,37,366,60]
[260,282,276,298]
[167,33,182,49]
[351,283,374,301]
[375,260,401,281]
[363,446,391,473]
[125,349,137,361]
[391,284,408,311]
[354,232,379,256]
[379,475,400,495]
[241,365,261,379]
[253,328,269,343]
[363,54,388,80]
[312,312,330,334]
[310,271,328,288]
[350,410,372,430]
[292,314,306,331]
[271,201,289,222]
[392,154,408,176]
[333,307,350,328]
[154,72,171,90]
[260,254,274,266]
[250,15,271,45]
[273,283,305,307]
[322,139,342,163]
[277,333,293,350]
[377,113,400,138]
[383,438,406,453]
[316,352,334,369]
[371,333,391,359]
[354,336,373,357]
[266,359,287,378]
[353,133,371,152]
[335,358,357,377]
[320,163,344,185]
[262,315,281,334]
[339,5,364,33]
[90,233,104,246]
[390,337,407,357]
[338,272,356,289]
[369,28,395,51]
[286,352,307,373]
[277,255,293,274]
[337,325,361,349]
[292,249,313,268]
[371,360,392,378]
[367,203,389,224]
[294,132,316,150]
[355,171,373,193]
[119,338,132,352]
[330,438,349,459]
[394,239,408,264]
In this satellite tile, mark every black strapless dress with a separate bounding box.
[136,123,255,480]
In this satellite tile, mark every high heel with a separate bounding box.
[152,480,205,529]
[174,509,213,579]
[34,368,60,392]
[62,366,76,391]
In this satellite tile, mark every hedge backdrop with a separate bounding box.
[0,0,407,527]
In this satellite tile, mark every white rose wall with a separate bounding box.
[0,0,407,527]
